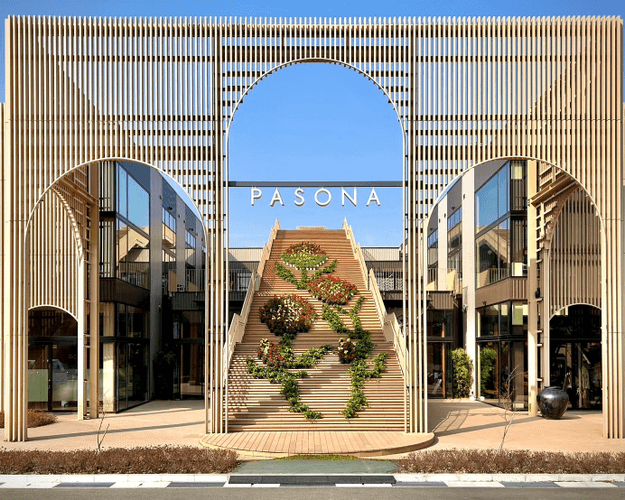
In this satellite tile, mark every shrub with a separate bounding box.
[451,348,474,398]
[397,449,625,474]
[0,410,56,429]
[0,446,238,474]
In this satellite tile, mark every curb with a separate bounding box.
[1,473,624,488]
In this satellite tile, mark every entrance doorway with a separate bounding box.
[549,305,602,409]
[28,308,78,412]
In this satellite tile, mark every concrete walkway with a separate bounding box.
[1,400,206,451]
[425,400,625,454]
[2,399,625,455]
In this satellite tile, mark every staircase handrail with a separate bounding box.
[384,312,406,379]
[368,268,386,330]
[225,219,280,370]
[257,218,280,278]
[342,219,369,289]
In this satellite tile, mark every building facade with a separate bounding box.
[1,16,624,440]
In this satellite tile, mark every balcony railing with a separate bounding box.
[477,267,510,288]
[426,267,463,293]
[118,261,150,289]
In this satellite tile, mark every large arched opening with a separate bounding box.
[423,156,604,421]
[24,158,207,422]
[221,61,407,432]
[226,61,404,245]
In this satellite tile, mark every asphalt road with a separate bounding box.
[1,488,622,500]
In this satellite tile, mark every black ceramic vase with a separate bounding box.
[537,386,569,419]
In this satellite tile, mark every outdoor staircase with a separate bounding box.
[227,228,405,431]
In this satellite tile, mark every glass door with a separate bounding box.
[28,345,50,411]
[51,343,78,411]
[179,343,204,398]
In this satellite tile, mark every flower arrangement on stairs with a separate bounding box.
[275,242,337,289]
[258,294,317,335]
[246,334,332,420]
[248,240,388,421]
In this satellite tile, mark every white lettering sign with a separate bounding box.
[250,188,382,208]
[294,188,305,207]
[314,188,332,207]
[251,187,262,206]
[366,187,381,207]
[269,188,285,207]
[341,188,357,207]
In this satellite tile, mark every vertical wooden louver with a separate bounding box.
[1,17,623,440]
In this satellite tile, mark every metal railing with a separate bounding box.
[118,261,150,289]
[477,267,509,288]
[185,268,205,292]
[370,267,403,292]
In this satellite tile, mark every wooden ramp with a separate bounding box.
[200,431,434,458]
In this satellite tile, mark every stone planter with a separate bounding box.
[537,386,569,419]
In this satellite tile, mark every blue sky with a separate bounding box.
[1,1,623,247]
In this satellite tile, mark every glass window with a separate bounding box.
[99,219,115,278]
[117,165,128,219]
[500,303,509,336]
[427,229,438,266]
[127,306,147,338]
[511,218,527,276]
[427,309,452,338]
[498,163,509,218]
[117,303,127,337]
[476,163,512,233]
[476,218,509,287]
[512,302,528,336]
[476,175,498,232]
[100,303,115,337]
[510,160,527,210]
[479,305,500,336]
[127,175,150,231]
[177,311,203,339]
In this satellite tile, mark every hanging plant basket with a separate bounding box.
[282,242,328,270]
[308,275,358,305]
[259,294,317,335]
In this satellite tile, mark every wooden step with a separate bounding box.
[227,228,405,431]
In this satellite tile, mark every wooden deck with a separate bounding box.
[200,431,434,458]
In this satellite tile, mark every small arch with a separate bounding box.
[28,304,79,323]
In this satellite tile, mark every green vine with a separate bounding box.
[276,260,338,289]
[247,337,332,420]
[322,297,373,359]
[342,353,388,419]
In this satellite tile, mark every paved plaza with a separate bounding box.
[2,400,625,455]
